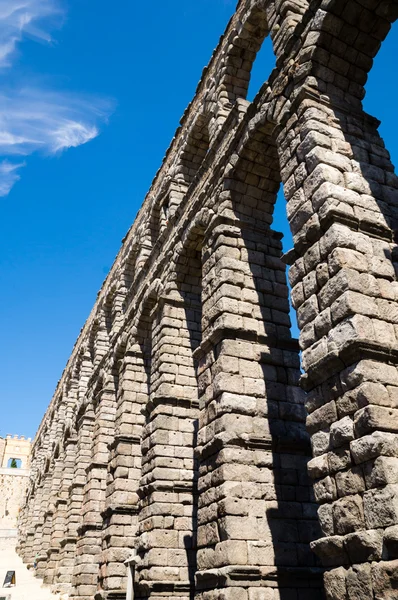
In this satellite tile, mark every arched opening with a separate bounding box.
[174,233,203,594]
[122,241,138,293]
[176,241,203,356]
[177,114,210,189]
[159,195,169,232]
[103,289,116,336]
[53,442,60,460]
[88,321,99,365]
[363,20,398,172]
[75,348,90,407]
[246,34,276,102]
[8,457,22,468]
[219,5,269,106]
[197,117,321,589]
[88,317,109,368]
[150,116,210,251]
[136,297,156,402]
[149,192,171,248]
[134,296,156,594]
[272,188,299,339]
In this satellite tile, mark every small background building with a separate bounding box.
[0,435,31,537]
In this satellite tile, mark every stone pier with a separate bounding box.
[18,1,398,598]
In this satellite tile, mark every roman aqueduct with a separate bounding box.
[17,0,398,598]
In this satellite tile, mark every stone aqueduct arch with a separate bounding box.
[17,0,398,598]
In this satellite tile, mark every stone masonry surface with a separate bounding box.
[0,436,31,536]
[17,1,398,599]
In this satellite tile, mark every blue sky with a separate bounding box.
[0,1,397,439]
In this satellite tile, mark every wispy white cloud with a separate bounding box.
[0,0,115,196]
[52,122,98,152]
[0,88,113,155]
[0,159,25,196]
[0,0,62,68]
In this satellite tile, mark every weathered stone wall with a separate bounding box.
[0,470,30,533]
[17,0,398,599]
[0,436,31,535]
[0,439,5,465]
[1,435,31,470]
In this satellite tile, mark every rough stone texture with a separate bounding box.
[0,435,31,535]
[16,0,398,599]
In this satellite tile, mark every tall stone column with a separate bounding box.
[53,433,78,594]
[51,377,79,592]
[45,448,66,584]
[31,480,45,568]
[275,90,398,598]
[24,443,46,567]
[72,374,116,600]
[44,400,68,585]
[97,344,145,599]
[17,487,32,562]
[68,406,95,599]
[34,414,58,580]
[193,208,322,599]
[134,295,200,600]
[20,467,41,566]
[36,469,55,578]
